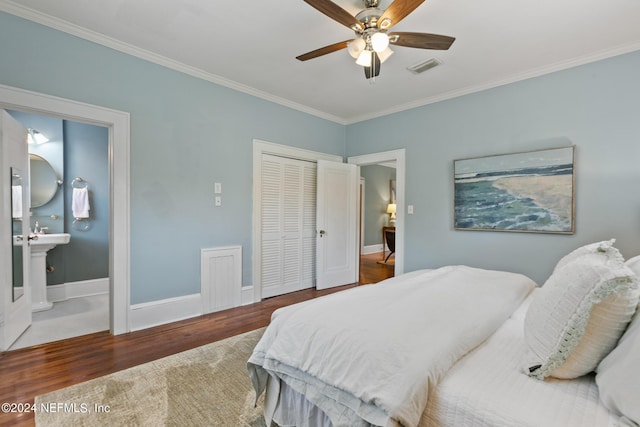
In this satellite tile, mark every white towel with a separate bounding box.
[11,185,23,218]
[72,187,90,219]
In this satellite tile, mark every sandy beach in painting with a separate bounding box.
[492,175,573,221]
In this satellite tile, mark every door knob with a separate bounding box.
[319,230,326,237]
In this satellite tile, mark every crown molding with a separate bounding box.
[0,1,347,125]
[3,1,639,126]
[345,40,640,124]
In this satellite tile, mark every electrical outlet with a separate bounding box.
[215,196,222,207]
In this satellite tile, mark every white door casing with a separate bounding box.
[1,110,31,350]
[0,84,131,335]
[348,149,405,276]
[252,140,342,301]
[316,160,359,289]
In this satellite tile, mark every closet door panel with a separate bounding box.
[261,154,316,298]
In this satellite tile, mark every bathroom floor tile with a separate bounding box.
[8,294,109,351]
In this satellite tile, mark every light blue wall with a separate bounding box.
[346,51,640,285]
[4,10,639,299]
[361,165,395,246]
[63,121,109,283]
[0,12,346,304]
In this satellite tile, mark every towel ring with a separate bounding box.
[71,177,89,189]
[72,218,90,231]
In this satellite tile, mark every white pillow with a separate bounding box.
[596,311,640,426]
[625,254,640,277]
[524,252,639,380]
[553,239,623,272]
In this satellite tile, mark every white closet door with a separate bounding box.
[316,160,358,289]
[261,154,316,298]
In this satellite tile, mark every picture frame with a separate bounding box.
[453,146,575,234]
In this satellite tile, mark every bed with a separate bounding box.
[248,241,640,427]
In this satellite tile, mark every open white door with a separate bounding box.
[316,160,358,289]
[1,110,31,351]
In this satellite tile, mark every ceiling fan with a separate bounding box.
[297,0,455,79]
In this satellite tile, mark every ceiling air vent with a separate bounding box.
[407,58,441,75]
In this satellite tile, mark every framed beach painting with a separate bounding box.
[454,146,575,234]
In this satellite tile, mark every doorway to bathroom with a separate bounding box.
[0,83,131,351]
[6,110,110,350]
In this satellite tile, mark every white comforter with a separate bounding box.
[248,265,536,427]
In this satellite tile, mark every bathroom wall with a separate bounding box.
[7,111,66,284]
[7,110,64,234]
[63,120,109,282]
[6,110,108,285]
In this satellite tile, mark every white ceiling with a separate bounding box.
[3,0,640,124]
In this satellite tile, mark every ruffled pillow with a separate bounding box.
[524,248,639,380]
[553,239,623,272]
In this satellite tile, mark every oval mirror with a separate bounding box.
[29,153,59,208]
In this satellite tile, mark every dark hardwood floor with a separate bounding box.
[0,253,393,427]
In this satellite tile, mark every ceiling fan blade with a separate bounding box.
[303,0,364,31]
[389,32,455,50]
[378,0,425,30]
[364,52,382,79]
[296,40,353,61]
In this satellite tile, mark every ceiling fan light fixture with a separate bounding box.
[347,37,366,59]
[377,47,394,63]
[356,50,372,67]
[371,32,389,52]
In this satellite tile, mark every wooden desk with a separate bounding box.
[382,226,395,259]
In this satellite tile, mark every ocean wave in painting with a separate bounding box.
[454,164,573,232]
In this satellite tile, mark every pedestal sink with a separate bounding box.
[29,233,71,312]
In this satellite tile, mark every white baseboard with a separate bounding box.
[362,244,383,255]
[241,286,254,305]
[128,285,258,332]
[47,278,109,303]
[129,293,203,332]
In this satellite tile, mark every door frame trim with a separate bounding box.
[0,84,131,335]
[348,149,405,275]
[252,139,341,302]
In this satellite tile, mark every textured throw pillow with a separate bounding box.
[553,239,623,273]
[524,251,639,380]
[596,311,640,426]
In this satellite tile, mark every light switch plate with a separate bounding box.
[215,196,222,207]
[407,205,414,214]
[214,182,222,194]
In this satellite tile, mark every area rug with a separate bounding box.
[35,328,266,427]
